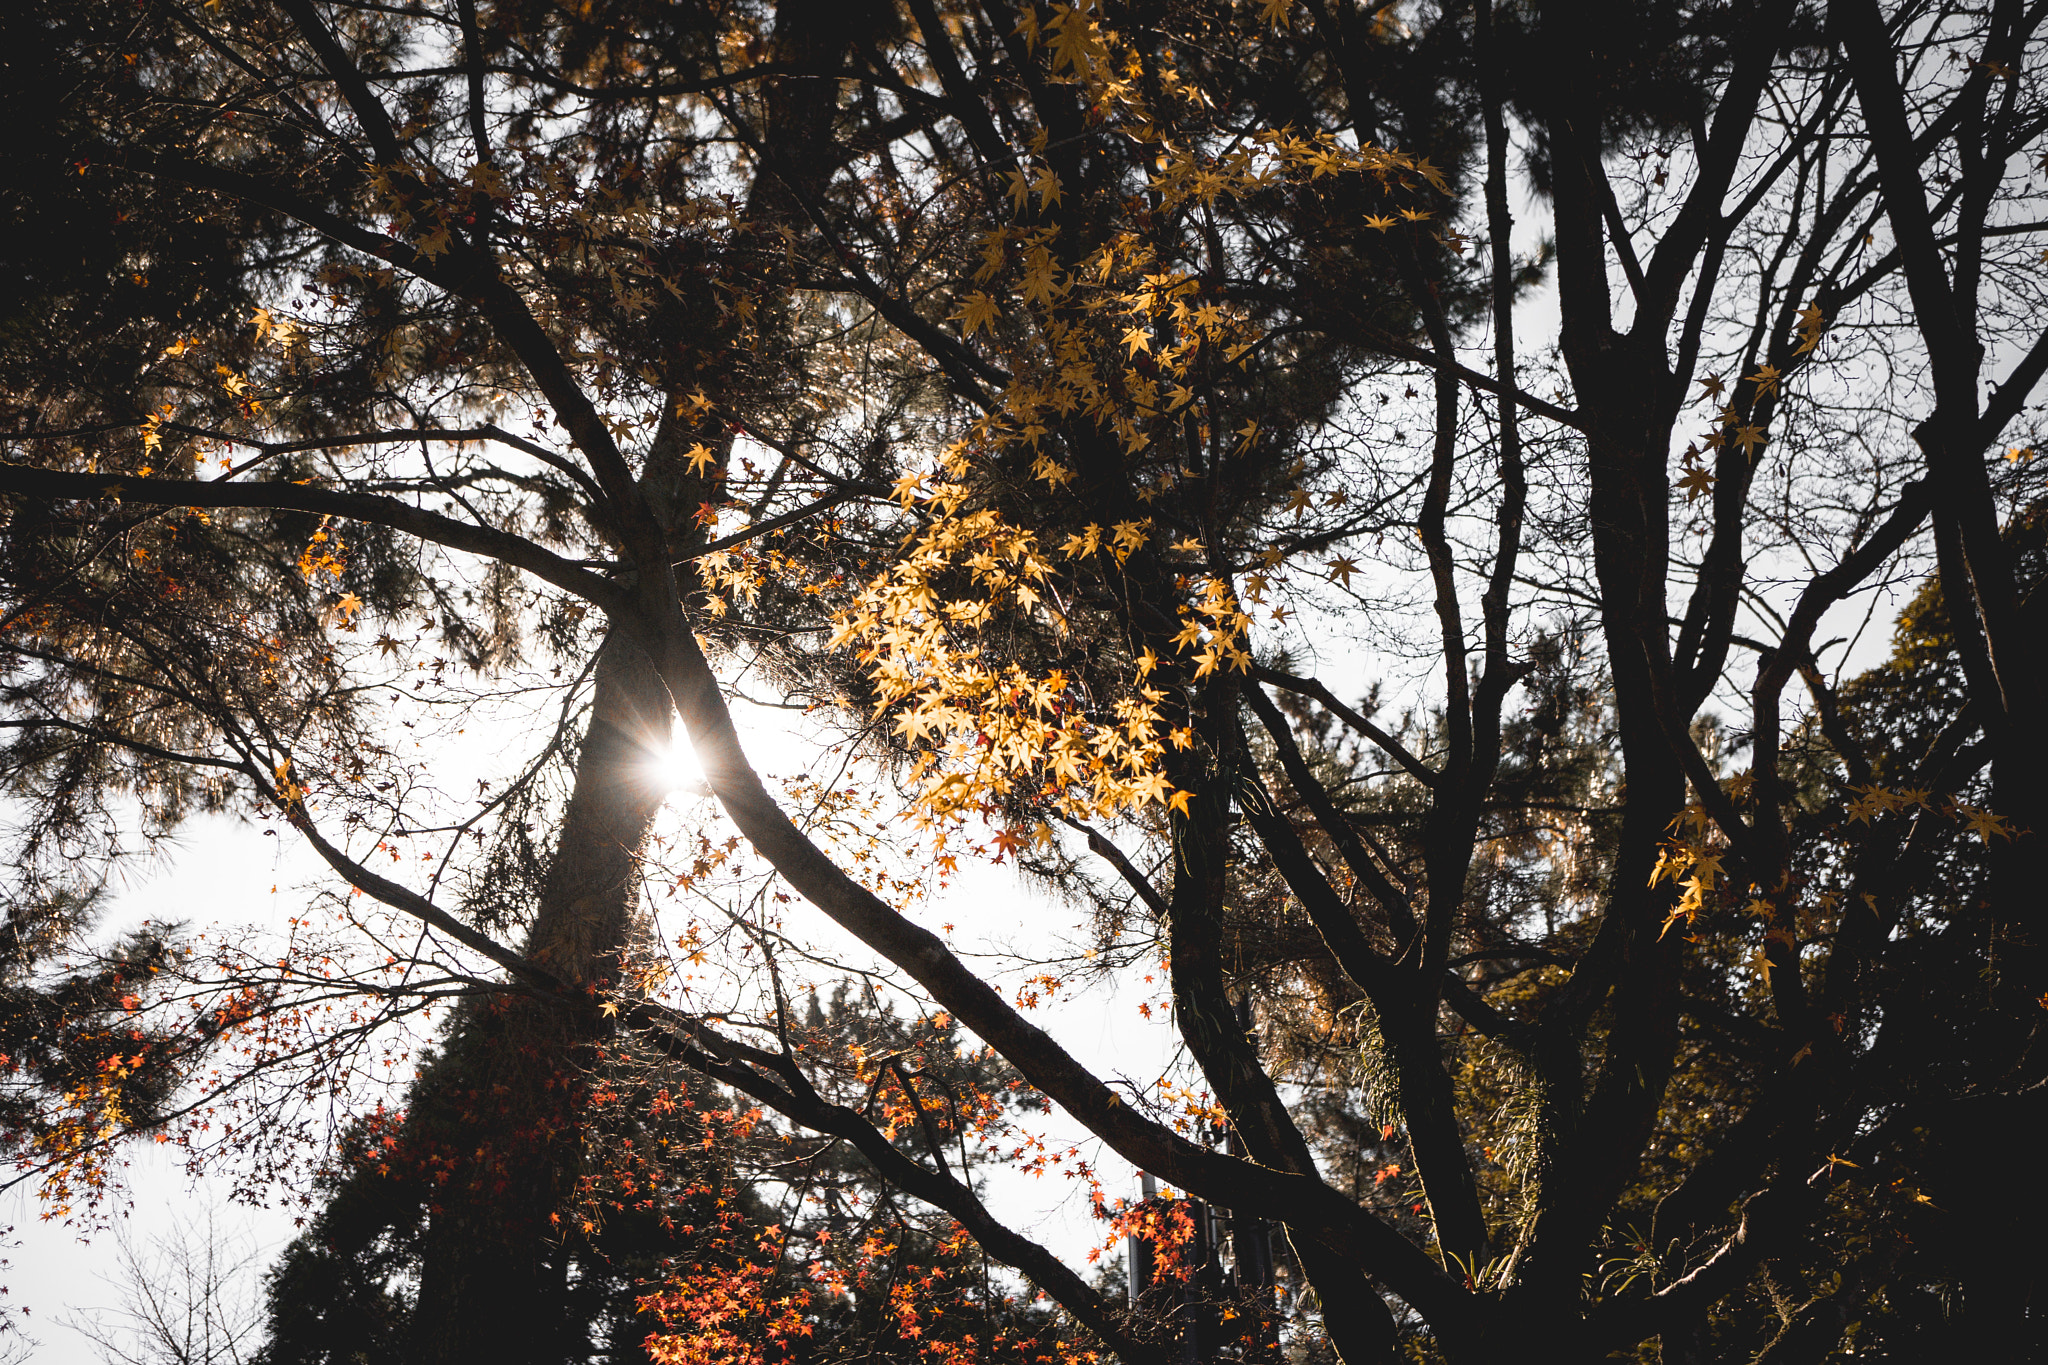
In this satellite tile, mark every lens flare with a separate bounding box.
[653,737,710,799]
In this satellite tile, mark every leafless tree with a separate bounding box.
[60,1215,266,1365]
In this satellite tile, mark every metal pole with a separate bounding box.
[1127,1171,1158,1311]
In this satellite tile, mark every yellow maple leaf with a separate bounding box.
[951,291,1001,337]
[1031,454,1072,487]
[1020,257,1062,307]
[1045,4,1102,74]
[1031,166,1064,209]
[1961,806,2013,844]
[1793,302,1828,354]
[1130,769,1172,805]
[415,221,453,259]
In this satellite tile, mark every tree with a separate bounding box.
[255,984,1067,1365]
[4,1,2046,1362]
[60,1215,266,1365]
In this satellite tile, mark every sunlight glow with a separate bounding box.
[653,736,710,800]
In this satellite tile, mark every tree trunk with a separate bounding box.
[389,0,862,1346]
[403,633,672,1365]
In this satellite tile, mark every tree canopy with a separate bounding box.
[4,1,2046,1362]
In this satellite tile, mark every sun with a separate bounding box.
[652,736,710,800]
